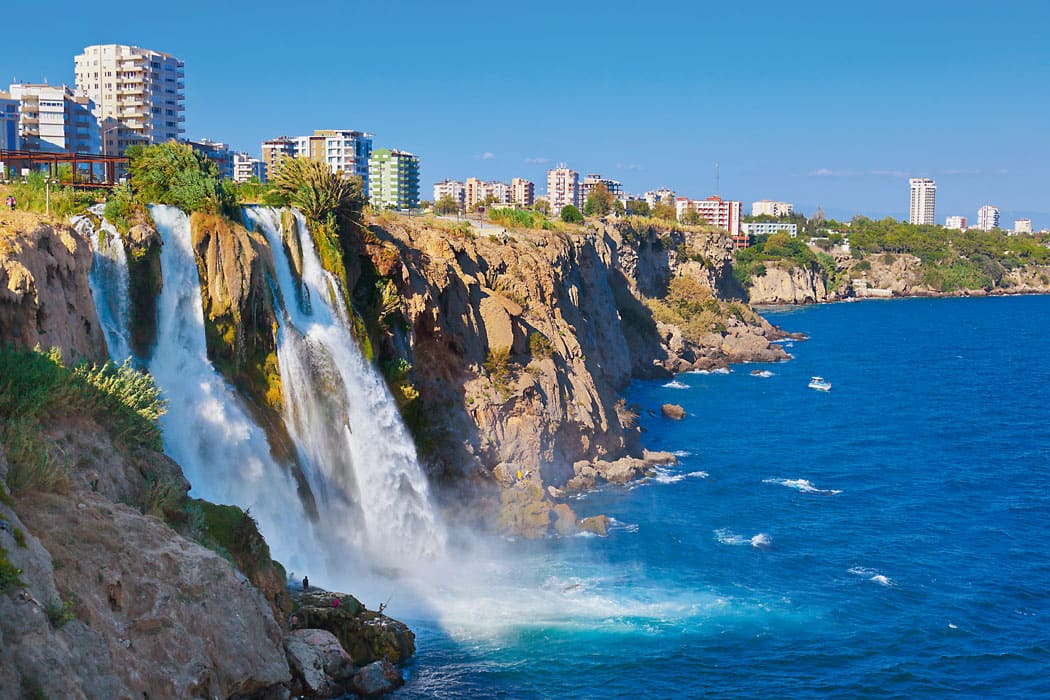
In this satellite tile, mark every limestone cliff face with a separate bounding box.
[0,211,107,363]
[360,216,787,492]
[747,263,832,304]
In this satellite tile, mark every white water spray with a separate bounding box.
[74,205,133,362]
[244,207,446,565]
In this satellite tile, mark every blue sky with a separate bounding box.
[6,0,1049,225]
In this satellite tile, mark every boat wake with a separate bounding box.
[849,566,894,586]
[714,528,772,549]
[763,477,842,496]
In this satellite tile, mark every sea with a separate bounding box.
[394,296,1050,699]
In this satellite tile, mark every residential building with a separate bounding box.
[465,178,510,209]
[368,148,420,210]
[547,165,579,212]
[511,177,535,207]
[8,83,100,153]
[908,177,936,226]
[944,215,967,231]
[977,205,1000,231]
[676,196,744,246]
[74,44,185,155]
[1014,218,1032,235]
[188,138,233,180]
[741,222,799,238]
[645,188,675,209]
[293,129,373,192]
[0,91,21,150]
[433,179,465,208]
[751,200,794,218]
[232,152,265,183]
[579,174,623,208]
[261,136,296,181]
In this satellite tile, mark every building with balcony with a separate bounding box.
[944,215,967,231]
[676,196,744,246]
[751,200,794,218]
[741,222,799,238]
[261,136,296,182]
[74,44,184,156]
[232,152,266,183]
[977,205,1000,231]
[188,138,233,180]
[511,177,535,207]
[547,165,579,213]
[0,91,22,151]
[1013,218,1032,235]
[369,148,420,210]
[579,174,623,209]
[293,129,373,192]
[645,188,675,209]
[433,179,465,208]
[908,178,936,226]
[465,177,511,209]
[8,83,99,153]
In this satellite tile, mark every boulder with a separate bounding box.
[661,403,686,420]
[497,483,553,538]
[578,515,611,537]
[593,457,648,484]
[290,589,415,665]
[283,628,353,698]
[350,659,405,698]
[552,503,577,536]
[643,449,678,466]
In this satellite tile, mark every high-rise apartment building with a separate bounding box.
[188,138,233,180]
[977,205,1000,231]
[74,44,184,155]
[8,83,99,153]
[1013,218,1032,235]
[261,137,296,182]
[908,178,936,226]
[579,174,623,208]
[676,196,744,246]
[645,189,675,209]
[547,165,579,212]
[751,200,794,218]
[293,130,372,191]
[0,92,20,150]
[511,178,535,207]
[433,179,465,208]
[944,215,967,231]
[464,177,511,209]
[232,152,266,183]
[368,148,420,210]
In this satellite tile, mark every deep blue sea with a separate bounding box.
[397,296,1050,699]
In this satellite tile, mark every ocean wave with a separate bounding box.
[650,467,708,485]
[608,518,639,534]
[714,528,770,548]
[763,477,842,496]
[688,367,731,375]
[662,380,690,389]
[849,566,894,586]
[686,471,709,479]
[673,450,693,457]
[750,370,774,378]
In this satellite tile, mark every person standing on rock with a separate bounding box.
[302,576,309,591]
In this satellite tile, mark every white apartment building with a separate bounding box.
[8,83,99,153]
[645,188,675,209]
[977,205,1000,231]
[465,177,511,209]
[292,129,373,192]
[751,200,794,218]
[0,92,19,150]
[232,152,265,183]
[511,177,535,207]
[547,165,579,212]
[908,178,936,225]
[74,44,184,156]
[944,215,968,231]
[741,222,798,238]
[433,179,465,208]
[579,174,623,208]
[188,138,233,180]
[1013,218,1032,235]
[676,196,743,244]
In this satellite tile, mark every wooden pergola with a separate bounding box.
[0,149,130,189]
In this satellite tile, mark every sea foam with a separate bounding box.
[764,477,842,496]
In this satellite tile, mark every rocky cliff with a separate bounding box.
[0,210,108,363]
[747,263,831,304]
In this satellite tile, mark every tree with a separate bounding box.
[126,142,227,214]
[626,200,651,217]
[533,198,550,216]
[583,182,614,216]
[613,199,625,216]
[270,156,364,226]
[682,208,706,225]
[434,194,460,215]
[652,201,677,222]
[560,204,584,223]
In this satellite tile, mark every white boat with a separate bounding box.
[808,376,832,391]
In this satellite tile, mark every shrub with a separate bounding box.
[560,205,584,224]
[528,332,554,359]
[125,143,230,215]
[484,346,515,395]
[489,207,553,230]
[0,546,24,593]
[45,598,76,629]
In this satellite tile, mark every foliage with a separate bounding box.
[434,194,461,215]
[560,204,584,224]
[101,181,144,234]
[0,177,99,219]
[528,332,554,359]
[489,207,554,230]
[532,199,551,216]
[125,143,231,215]
[484,346,515,395]
[583,183,615,217]
[270,157,365,228]
[626,200,651,217]
[0,546,24,593]
[194,501,276,578]
[645,276,743,343]
[45,598,76,629]
[733,232,820,287]
[652,201,677,222]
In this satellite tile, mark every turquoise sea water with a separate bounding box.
[398,296,1050,699]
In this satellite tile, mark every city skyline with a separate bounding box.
[2,0,1048,227]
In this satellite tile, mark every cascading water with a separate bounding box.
[244,207,446,565]
[146,204,325,577]
[74,205,133,362]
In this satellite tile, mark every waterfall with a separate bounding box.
[74,205,133,362]
[244,207,446,565]
[146,205,326,577]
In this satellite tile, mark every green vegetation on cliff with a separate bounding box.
[0,176,99,220]
[734,232,837,288]
[645,276,760,343]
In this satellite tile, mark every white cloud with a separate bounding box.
[807,168,908,178]
[616,163,642,171]
[525,157,549,164]
[476,151,496,160]
[941,168,982,175]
